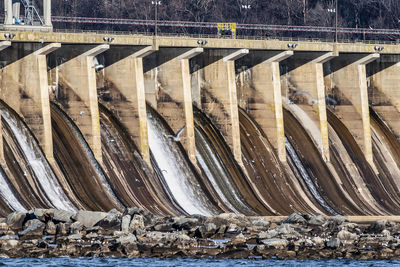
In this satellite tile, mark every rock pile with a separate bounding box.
[0,209,399,259]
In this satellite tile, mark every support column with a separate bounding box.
[143,47,203,165]
[178,48,203,164]
[4,0,12,25]
[237,50,292,162]
[281,51,336,162]
[312,52,336,162]
[369,55,400,141]
[101,46,155,165]
[330,53,379,164]
[56,44,109,162]
[43,0,52,27]
[193,49,248,165]
[12,1,20,19]
[0,43,60,160]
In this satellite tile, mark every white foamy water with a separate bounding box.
[147,112,212,216]
[285,137,337,215]
[195,127,255,214]
[0,168,26,211]
[1,108,76,211]
[196,150,240,214]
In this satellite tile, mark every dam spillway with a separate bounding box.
[0,31,400,216]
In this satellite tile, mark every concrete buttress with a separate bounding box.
[328,53,379,164]
[143,47,203,165]
[0,42,60,160]
[98,46,156,165]
[237,50,293,162]
[191,49,248,165]
[368,54,400,142]
[50,44,109,162]
[280,51,336,162]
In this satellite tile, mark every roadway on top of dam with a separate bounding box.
[1,29,400,54]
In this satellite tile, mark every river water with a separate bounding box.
[0,258,398,266]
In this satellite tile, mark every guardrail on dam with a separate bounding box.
[0,30,399,170]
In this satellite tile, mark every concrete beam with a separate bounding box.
[264,50,293,63]
[354,53,380,65]
[312,51,337,64]
[81,44,110,57]
[0,41,11,52]
[132,46,157,58]
[55,45,110,162]
[0,43,58,160]
[177,48,203,60]
[223,49,249,62]
[34,43,61,56]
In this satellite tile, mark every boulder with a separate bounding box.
[123,207,143,217]
[45,221,56,235]
[326,237,340,248]
[95,212,121,231]
[261,238,289,249]
[308,215,326,226]
[18,219,45,240]
[118,234,137,245]
[281,213,306,224]
[53,210,75,223]
[56,223,70,236]
[251,219,270,228]
[121,215,131,233]
[30,208,54,222]
[337,230,357,241]
[129,214,145,231]
[72,210,108,228]
[327,216,347,228]
[70,221,84,233]
[172,217,198,230]
[67,233,82,240]
[5,212,26,230]
[1,239,19,250]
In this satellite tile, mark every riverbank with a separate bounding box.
[1,208,400,259]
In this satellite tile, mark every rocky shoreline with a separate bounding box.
[0,209,399,259]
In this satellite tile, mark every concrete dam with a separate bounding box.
[0,30,400,216]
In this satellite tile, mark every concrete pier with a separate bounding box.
[329,53,379,164]
[52,44,109,162]
[192,49,248,164]
[0,42,59,160]
[143,47,202,165]
[237,50,293,162]
[281,51,336,162]
[98,46,155,165]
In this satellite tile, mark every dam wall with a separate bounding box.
[0,30,399,168]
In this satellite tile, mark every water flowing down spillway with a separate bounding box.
[326,109,400,215]
[0,102,75,211]
[194,107,270,215]
[0,166,25,212]
[194,126,256,215]
[51,103,122,211]
[99,104,181,215]
[284,137,337,215]
[147,106,218,216]
[283,108,365,215]
[239,108,328,215]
